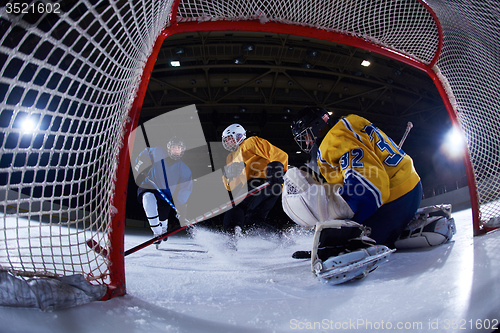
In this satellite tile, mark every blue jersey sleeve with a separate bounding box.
[341,169,383,223]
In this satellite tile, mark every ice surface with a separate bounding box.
[1,208,500,333]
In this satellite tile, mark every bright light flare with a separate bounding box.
[441,127,465,159]
[21,117,37,132]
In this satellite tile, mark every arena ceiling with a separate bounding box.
[139,30,457,186]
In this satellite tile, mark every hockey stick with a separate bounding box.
[86,223,196,258]
[156,248,208,253]
[86,238,110,258]
[86,228,207,257]
[398,121,413,147]
[87,182,270,258]
[87,175,188,256]
[124,225,190,256]
[143,175,186,222]
[122,181,270,256]
[292,250,311,259]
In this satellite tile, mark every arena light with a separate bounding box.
[21,117,36,132]
[234,57,245,64]
[307,49,319,57]
[170,60,181,67]
[361,59,371,67]
[242,44,254,52]
[301,61,312,69]
[441,127,465,159]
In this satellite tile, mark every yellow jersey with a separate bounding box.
[317,114,420,220]
[224,136,288,189]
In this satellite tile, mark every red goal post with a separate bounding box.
[0,0,498,301]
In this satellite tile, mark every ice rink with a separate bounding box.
[1,206,500,333]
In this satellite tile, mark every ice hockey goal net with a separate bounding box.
[1,0,498,300]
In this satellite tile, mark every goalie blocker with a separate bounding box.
[282,167,456,284]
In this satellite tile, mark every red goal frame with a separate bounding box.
[110,0,487,299]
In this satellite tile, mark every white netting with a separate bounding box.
[425,0,500,226]
[0,0,173,285]
[176,0,440,65]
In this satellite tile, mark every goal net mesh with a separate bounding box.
[0,0,498,295]
[426,0,500,226]
[0,0,173,286]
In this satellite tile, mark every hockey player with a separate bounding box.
[221,123,289,249]
[283,107,455,284]
[135,136,193,245]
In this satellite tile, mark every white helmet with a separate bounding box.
[222,124,246,151]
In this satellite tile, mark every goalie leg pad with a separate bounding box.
[394,204,456,249]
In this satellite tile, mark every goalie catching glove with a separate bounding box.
[282,167,354,228]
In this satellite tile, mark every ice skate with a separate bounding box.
[311,220,394,285]
[224,226,242,252]
[154,236,169,249]
[153,219,169,249]
[314,245,394,285]
[225,237,238,252]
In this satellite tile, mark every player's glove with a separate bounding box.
[266,161,285,185]
[223,162,246,181]
[134,150,153,185]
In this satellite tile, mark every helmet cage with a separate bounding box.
[222,124,246,151]
[294,127,317,153]
[291,107,330,153]
[167,139,186,160]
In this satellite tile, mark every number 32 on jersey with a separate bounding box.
[340,124,406,170]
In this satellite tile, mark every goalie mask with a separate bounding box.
[167,136,186,160]
[291,107,331,153]
[222,124,246,151]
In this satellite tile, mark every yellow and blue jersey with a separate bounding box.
[317,114,420,222]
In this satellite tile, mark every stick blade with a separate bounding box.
[86,239,109,258]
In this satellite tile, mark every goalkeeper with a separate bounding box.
[283,107,455,284]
